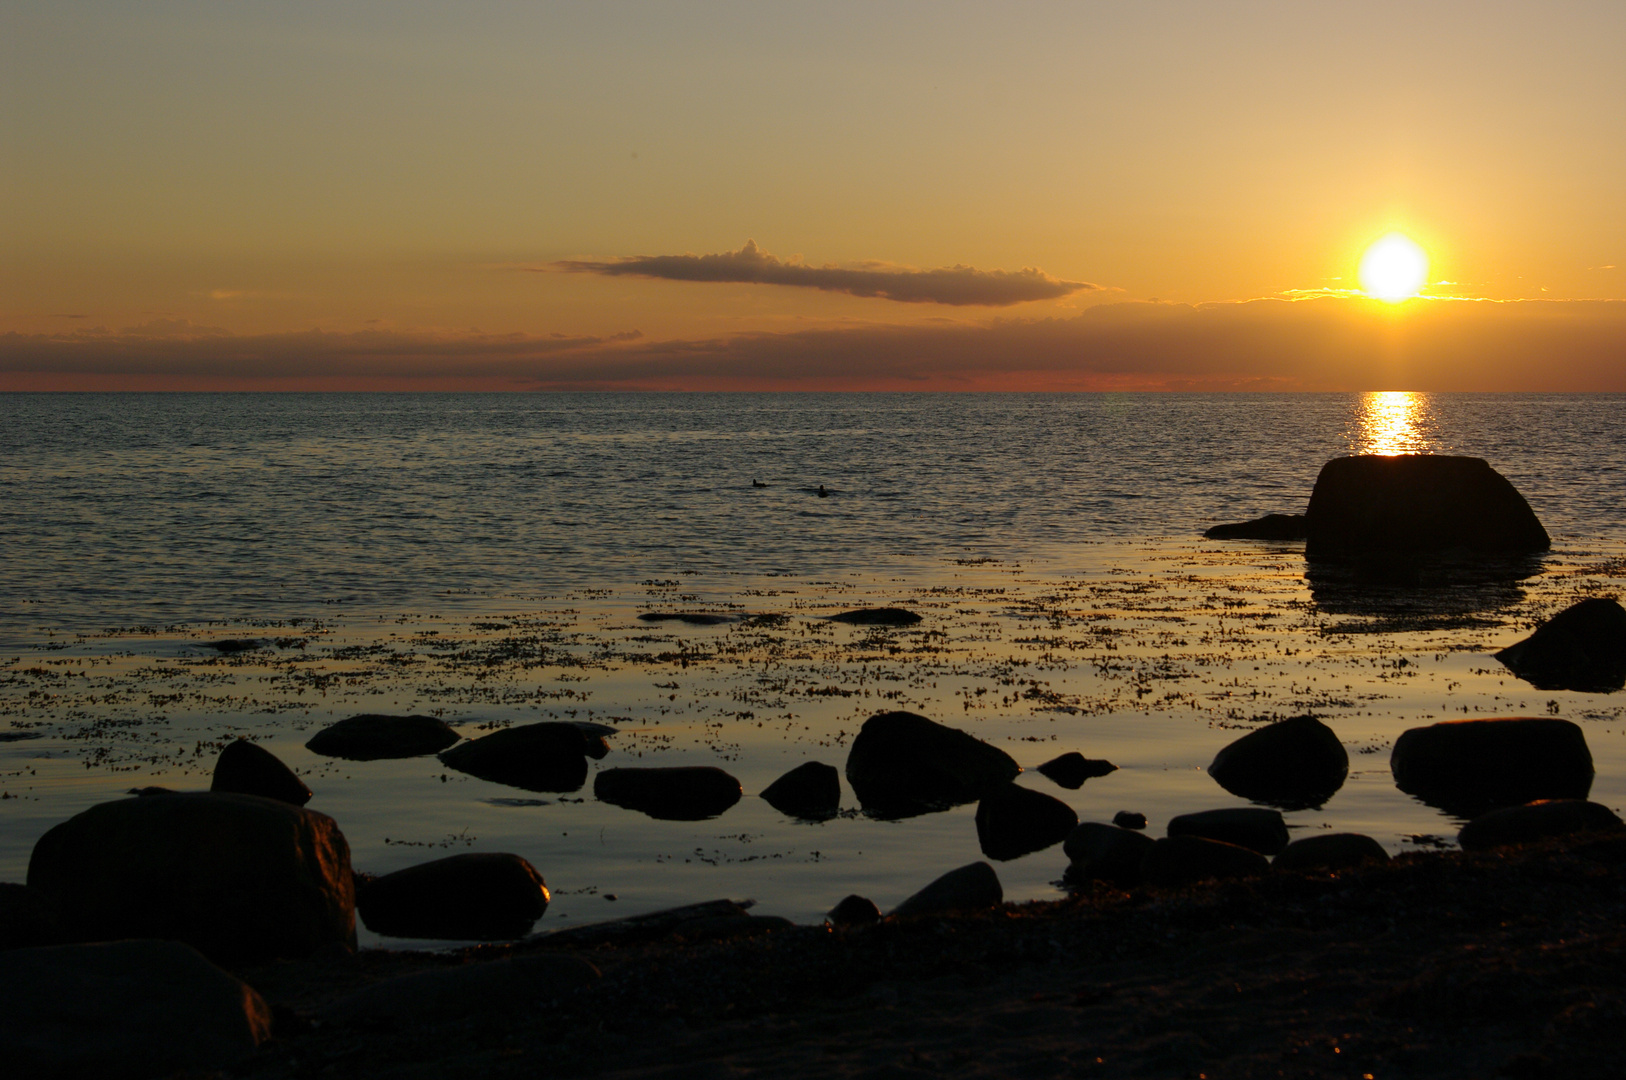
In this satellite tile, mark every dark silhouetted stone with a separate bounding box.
[305,714,461,761]
[1112,810,1147,830]
[27,792,354,964]
[326,952,599,1025]
[891,862,1002,918]
[1457,799,1625,852]
[211,738,312,806]
[845,711,1021,818]
[127,786,176,797]
[0,939,273,1079]
[0,882,60,950]
[1142,835,1270,887]
[1034,752,1116,790]
[438,722,600,793]
[1204,513,1308,541]
[829,607,922,626]
[206,638,264,654]
[1272,833,1390,872]
[637,612,737,625]
[760,761,841,818]
[1390,717,1594,818]
[1304,455,1549,558]
[826,894,881,927]
[1495,598,1626,693]
[357,853,549,940]
[594,766,742,820]
[1063,822,1156,887]
[1167,808,1290,856]
[1208,715,1348,810]
[974,782,1078,861]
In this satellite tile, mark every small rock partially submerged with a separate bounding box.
[1142,834,1270,887]
[594,766,742,820]
[1272,833,1390,872]
[974,782,1077,861]
[1062,822,1156,887]
[829,607,922,626]
[1203,513,1308,541]
[1207,715,1348,810]
[1112,810,1148,830]
[845,711,1020,818]
[891,861,1003,918]
[826,894,881,928]
[439,722,605,793]
[305,714,461,761]
[1167,808,1290,856]
[1457,799,1624,852]
[1494,598,1626,693]
[760,761,841,819]
[357,853,550,940]
[211,738,312,807]
[1034,751,1116,790]
[637,612,738,626]
[1390,717,1594,817]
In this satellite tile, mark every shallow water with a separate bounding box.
[2,392,1624,943]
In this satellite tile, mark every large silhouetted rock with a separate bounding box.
[1167,808,1290,856]
[0,939,273,1080]
[1495,598,1626,692]
[1304,455,1549,558]
[306,714,461,760]
[1391,717,1594,817]
[974,783,1077,861]
[760,761,841,818]
[357,853,549,940]
[1142,835,1269,887]
[211,738,312,806]
[1457,799,1624,852]
[1062,822,1156,887]
[845,711,1021,818]
[1204,513,1308,541]
[27,792,354,964]
[594,766,741,820]
[1208,716,1348,809]
[1272,833,1390,872]
[438,722,603,792]
[891,862,1003,917]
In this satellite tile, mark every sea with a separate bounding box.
[3,392,1624,941]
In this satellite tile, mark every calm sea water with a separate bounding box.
[3,392,1624,937]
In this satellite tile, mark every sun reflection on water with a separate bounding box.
[1351,391,1438,455]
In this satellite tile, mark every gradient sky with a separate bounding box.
[4,1,1623,390]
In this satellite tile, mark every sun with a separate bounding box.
[1358,233,1430,302]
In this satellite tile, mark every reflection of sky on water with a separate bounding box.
[1348,390,1446,455]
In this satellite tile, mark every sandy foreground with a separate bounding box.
[233,830,1626,1080]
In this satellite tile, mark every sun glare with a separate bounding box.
[1358,234,1429,302]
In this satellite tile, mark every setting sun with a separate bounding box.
[1359,233,1430,302]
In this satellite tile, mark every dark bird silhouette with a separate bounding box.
[753,479,767,488]
[817,485,829,498]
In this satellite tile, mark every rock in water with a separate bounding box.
[1272,833,1390,872]
[357,853,549,940]
[1207,715,1348,809]
[974,782,1078,861]
[1167,808,1290,855]
[891,862,1003,918]
[1304,455,1549,557]
[844,711,1021,818]
[305,714,461,760]
[594,766,742,820]
[211,738,312,806]
[27,792,355,964]
[1142,835,1270,887]
[826,894,881,927]
[1112,810,1148,830]
[438,722,601,792]
[1203,513,1308,541]
[760,761,841,818]
[1034,751,1116,790]
[829,607,922,626]
[1390,717,1594,817]
[1457,799,1625,852]
[1494,598,1626,692]
[1062,822,1156,887]
[0,939,273,1080]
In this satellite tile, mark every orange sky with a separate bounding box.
[4,2,1623,390]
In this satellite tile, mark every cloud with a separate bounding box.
[550,240,1099,306]
[3,298,1622,392]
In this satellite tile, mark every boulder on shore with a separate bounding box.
[829,607,922,626]
[27,791,354,964]
[438,722,604,792]
[1457,799,1625,852]
[845,711,1021,818]
[826,894,881,928]
[1034,751,1116,790]
[211,738,312,806]
[1272,833,1390,872]
[891,862,1003,918]
[1062,822,1156,887]
[1494,598,1626,693]
[594,766,742,820]
[974,782,1078,861]
[1303,455,1549,558]
[1390,717,1594,817]
[0,939,273,1080]
[1142,835,1270,887]
[1167,808,1290,856]
[1204,513,1308,541]
[357,853,550,940]
[305,714,461,761]
[1207,716,1348,809]
[760,761,841,818]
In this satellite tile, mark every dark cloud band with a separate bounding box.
[551,240,1098,306]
